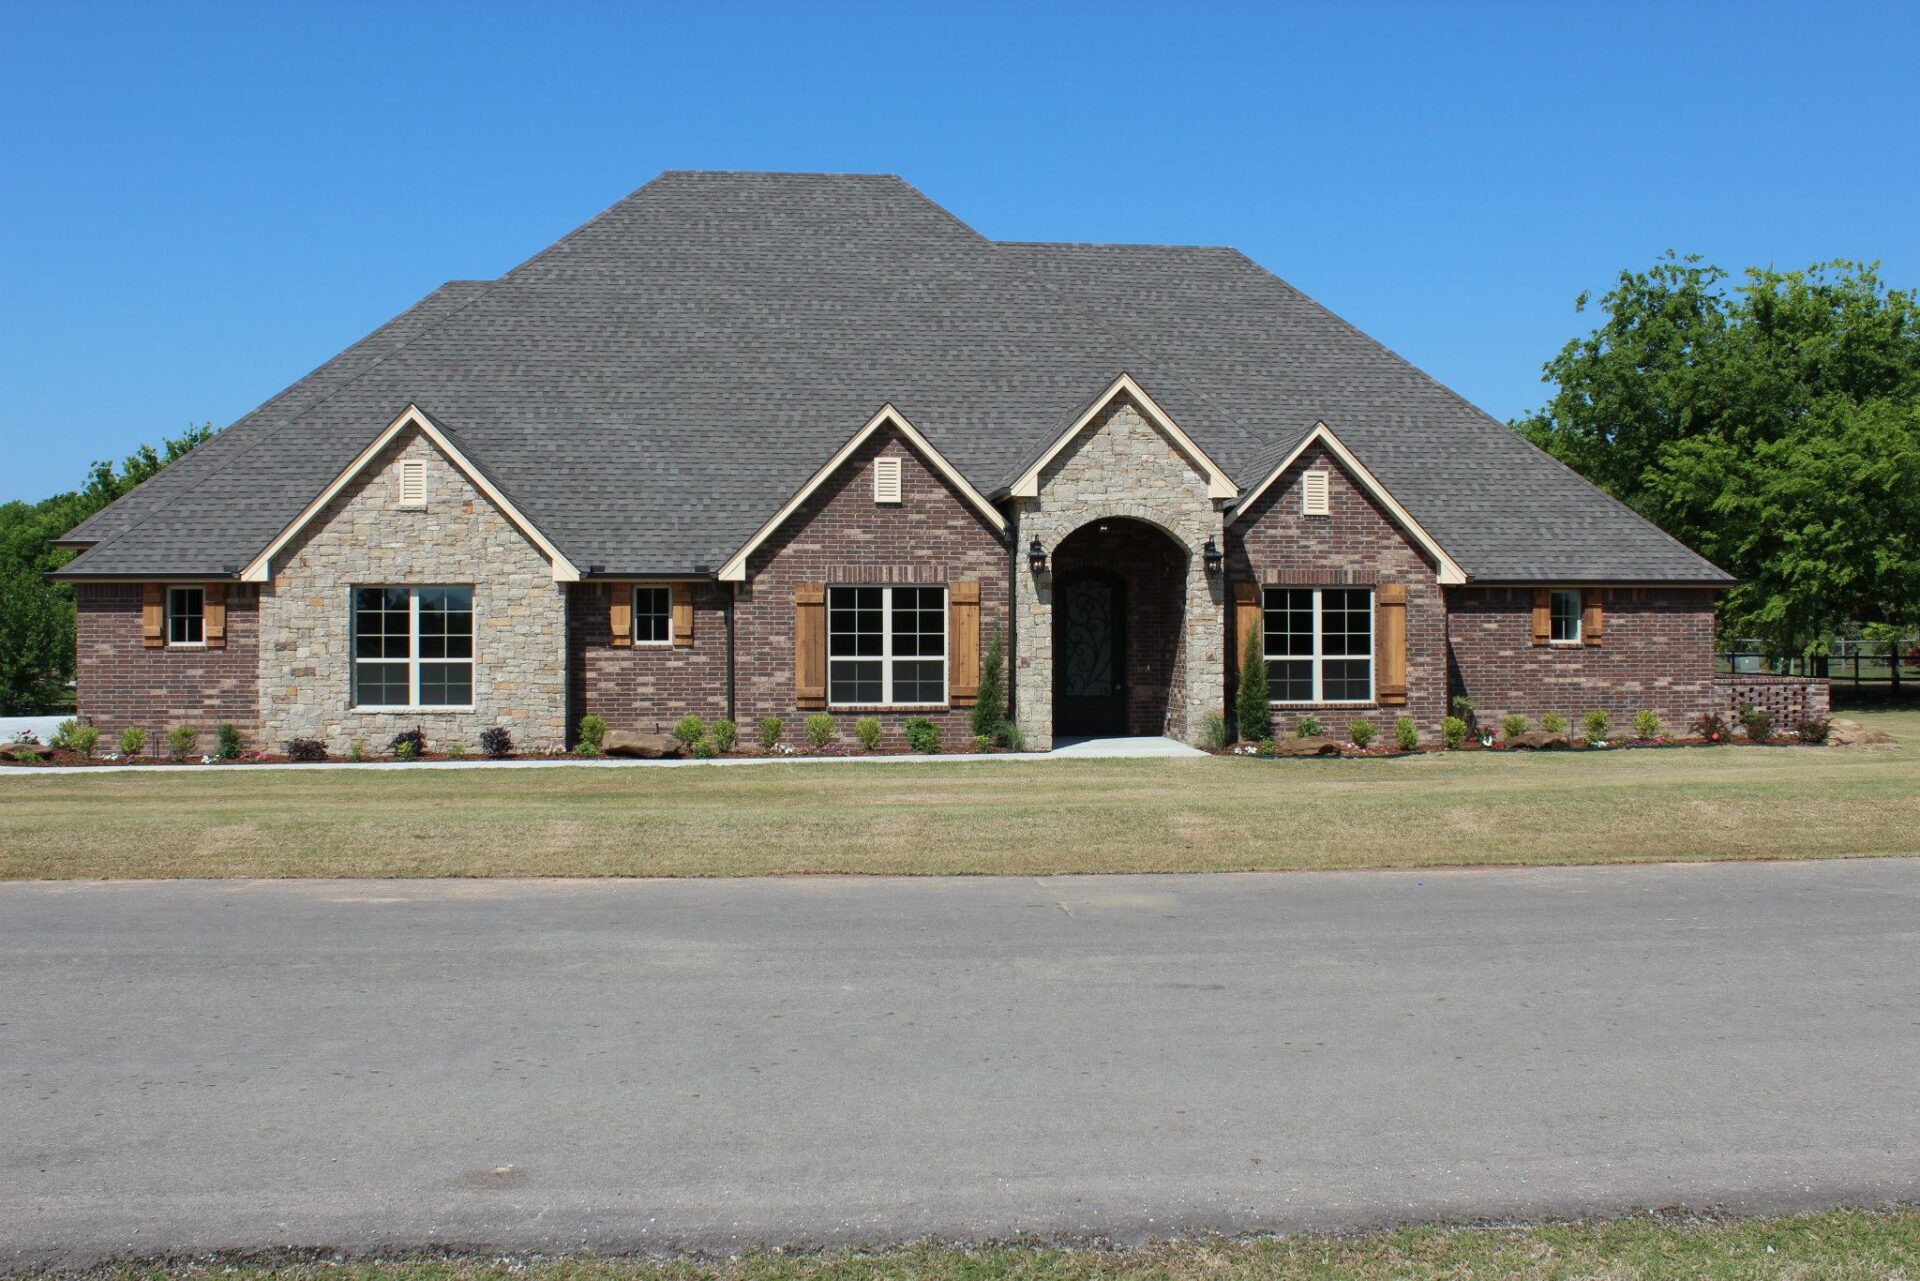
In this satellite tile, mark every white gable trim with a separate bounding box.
[239,405,581,584]
[1230,421,1467,585]
[717,404,1008,582]
[1006,373,1239,501]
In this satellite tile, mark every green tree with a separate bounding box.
[971,627,1008,741]
[1517,257,1920,653]
[1234,616,1269,741]
[0,425,212,713]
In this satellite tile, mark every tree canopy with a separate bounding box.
[1515,256,1920,653]
[0,425,212,714]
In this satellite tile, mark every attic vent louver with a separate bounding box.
[1301,470,1330,516]
[399,459,427,509]
[873,457,902,505]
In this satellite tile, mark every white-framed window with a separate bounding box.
[352,586,474,708]
[828,585,945,707]
[633,585,672,644]
[1550,589,1583,644]
[1263,587,1373,703]
[872,456,902,504]
[168,587,205,646]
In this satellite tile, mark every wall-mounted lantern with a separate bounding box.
[1028,538,1048,573]
[1201,537,1224,576]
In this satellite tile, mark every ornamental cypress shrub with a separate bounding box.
[1234,617,1269,742]
[971,628,1007,740]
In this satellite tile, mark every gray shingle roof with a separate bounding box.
[58,171,1730,584]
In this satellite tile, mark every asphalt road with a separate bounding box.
[4,861,1919,1268]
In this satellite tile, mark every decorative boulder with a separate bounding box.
[1508,731,1571,750]
[602,731,683,759]
[1277,735,1343,757]
[1828,718,1896,750]
[1,741,55,762]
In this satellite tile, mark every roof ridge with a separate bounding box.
[997,239,1237,252]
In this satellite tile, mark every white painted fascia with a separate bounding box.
[1006,372,1240,501]
[717,404,1007,582]
[1229,420,1467,585]
[239,405,582,584]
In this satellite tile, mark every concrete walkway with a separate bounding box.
[4,859,1917,1267]
[0,735,1207,777]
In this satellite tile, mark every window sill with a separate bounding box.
[826,704,951,714]
[350,706,477,714]
[1269,701,1379,708]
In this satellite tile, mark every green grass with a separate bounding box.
[73,1210,1920,1281]
[3,708,1916,881]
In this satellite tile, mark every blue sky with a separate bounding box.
[3,0,1916,502]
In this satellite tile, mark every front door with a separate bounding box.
[1055,569,1126,736]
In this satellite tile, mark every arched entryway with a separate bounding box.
[1051,517,1189,738]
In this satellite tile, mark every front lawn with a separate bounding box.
[2,708,1915,881]
[73,1209,1920,1281]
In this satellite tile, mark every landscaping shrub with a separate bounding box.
[804,713,836,748]
[1632,710,1662,741]
[1797,715,1832,744]
[1234,617,1269,741]
[577,714,607,752]
[691,735,717,759]
[389,727,427,760]
[50,719,79,751]
[480,727,513,758]
[1502,714,1530,740]
[1000,721,1026,752]
[1255,737,1276,758]
[972,628,1008,741]
[349,739,366,762]
[1690,711,1730,743]
[117,726,147,757]
[1348,718,1376,749]
[973,734,993,752]
[166,724,200,760]
[284,737,327,762]
[1294,715,1323,738]
[758,716,785,750]
[672,715,708,748]
[445,740,468,760]
[215,723,243,760]
[1740,704,1775,741]
[1393,716,1420,751]
[68,723,100,757]
[1440,716,1469,749]
[1582,708,1612,743]
[855,716,882,751]
[1201,709,1230,750]
[711,719,738,753]
[571,741,600,758]
[1540,711,1568,734]
[902,717,939,753]
[1450,695,1477,734]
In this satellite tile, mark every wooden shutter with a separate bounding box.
[948,581,980,706]
[609,585,632,647]
[204,583,227,649]
[672,583,694,648]
[1582,590,1605,647]
[1375,583,1407,704]
[1531,588,1551,647]
[141,584,164,647]
[795,582,826,708]
[1232,579,1263,656]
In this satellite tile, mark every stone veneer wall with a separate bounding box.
[1012,398,1226,749]
[1227,444,1449,743]
[74,583,261,743]
[257,430,568,753]
[569,580,731,736]
[735,425,1008,750]
[1445,586,1719,731]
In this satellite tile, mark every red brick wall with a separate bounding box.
[75,583,261,747]
[1445,586,1719,730]
[735,425,1009,749]
[1714,675,1830,728]
[1053,520,1186,736]
[568,582,731,737]
[1227,445,1449,743]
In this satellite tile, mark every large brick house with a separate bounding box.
[55,171,1740,752]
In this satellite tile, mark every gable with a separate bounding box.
[1006,374,1238,501]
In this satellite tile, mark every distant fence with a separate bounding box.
[1716,652,1917,693]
